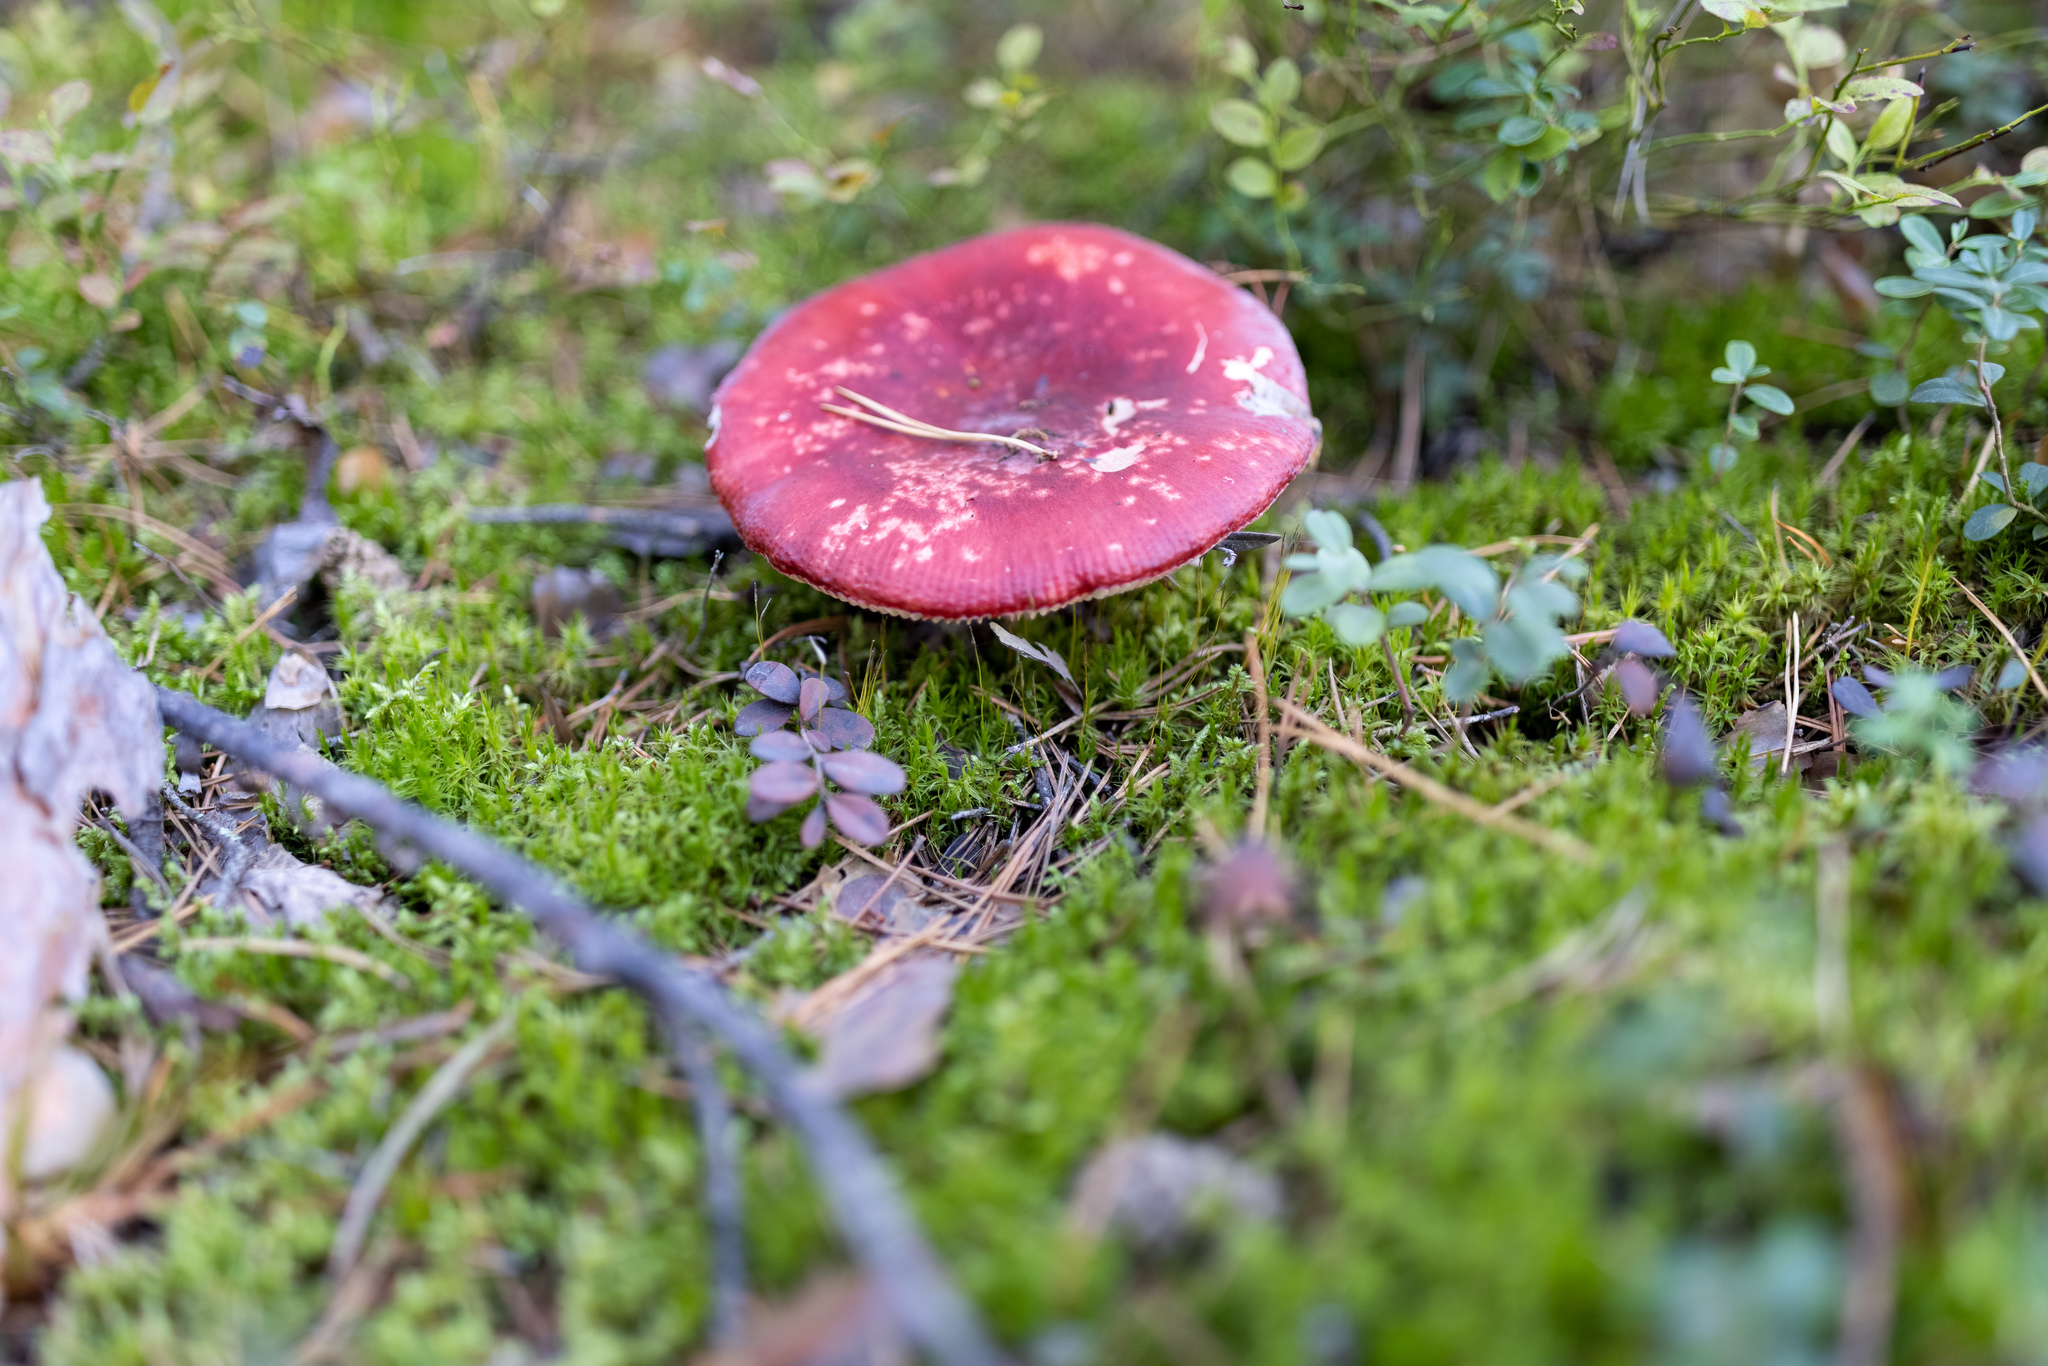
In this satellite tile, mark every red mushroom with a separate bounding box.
[706,222,1319,620]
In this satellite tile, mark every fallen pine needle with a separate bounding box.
[1275,700,1597,864]
[180,936,414,990]
[326,1013,517,1278]
[1955,581,2048,707]
[826,386,1052,458]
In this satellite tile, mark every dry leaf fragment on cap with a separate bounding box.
[1068,1132,1281,1250]
[987,620,1075,686]
[800,954,960,1101]
[0,478,163,1207]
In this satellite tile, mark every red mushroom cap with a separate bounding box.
[706,222,1319,620]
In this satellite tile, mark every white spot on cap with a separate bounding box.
[1223,349,1311,421]
[1186,323,1208,374]
[1092,444,1144,473]
[1108,277,1125,295]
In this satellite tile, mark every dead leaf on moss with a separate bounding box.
[692,1273,901,1366]
[800,954,959,1101]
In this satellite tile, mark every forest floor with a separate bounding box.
[11,3,2048,1364]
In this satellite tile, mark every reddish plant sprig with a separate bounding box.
[737,660,904,847]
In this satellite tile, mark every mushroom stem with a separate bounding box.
[826,386,1053,459]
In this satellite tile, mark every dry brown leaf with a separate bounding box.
[1067,1133,1281,1250]
[800,954,959,1102]
[235,843,388,930]
[692,1273,901,1366]
[0,479,162,1224]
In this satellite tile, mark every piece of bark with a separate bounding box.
[0,479,163,1224]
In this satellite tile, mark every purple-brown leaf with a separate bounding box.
[1932,664,1975,693]
[735,698,795,736]
[751,760,819,804]
[744,660,800,703]
[1831,676,1880,719]
[799,670,849,704]
[1201,840,1295,929]
[1612,619,1676,659]
[800,676,828,724]
[751,730,814,762]
[1661,690,1718,787]
[803,954,959,1100]
[825,791,891,844]
[1614,658,1662,716]
[822,750,907,796]
[801,801,827,849]
[747,793,795,823]
[814,707,876,752]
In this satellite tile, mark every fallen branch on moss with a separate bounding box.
[154,686,1002,1366]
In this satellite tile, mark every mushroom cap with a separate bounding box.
[706,222,1319,620]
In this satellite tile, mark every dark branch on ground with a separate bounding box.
[154,685,1004,1366]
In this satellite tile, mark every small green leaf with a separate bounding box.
[1730,412,1759,441]
[1524,125,1574,160]
[1480,149,1522,203]
[1497,115,1547,147]
[1980,470,2008,494]
[1210,99,1273,148]
[1873,275,1933,298]
[1869,371,1909,404]
[1745,383,1794,415]
[1386,601,1431,628]
[1259,58,1302,110]
[1272,125,1325,171]
[1723,340,1757,377]
[1441,638,1491,703]
[1326,602,1387,648]
[1909,376,1986,407]
[995,23,1043,72]
[1710,366,1743,384]
[1708,443,1740,474]
[2019,462,2048,499]
[1841,75,1922,102]
[1964,503,2018,540]
[1302,508,1353,553]
[1281,570,1347,616]
[1997,656,2031,690]
[1899,216,1945,256]
[1226,157,1279,199]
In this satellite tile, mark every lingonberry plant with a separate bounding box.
[1281,509,1583,702]
[1868,207,2048,540]
[735,661,905,848]
[1706,341,1794,474]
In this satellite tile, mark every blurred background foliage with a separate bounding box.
[3,0,2044,502]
